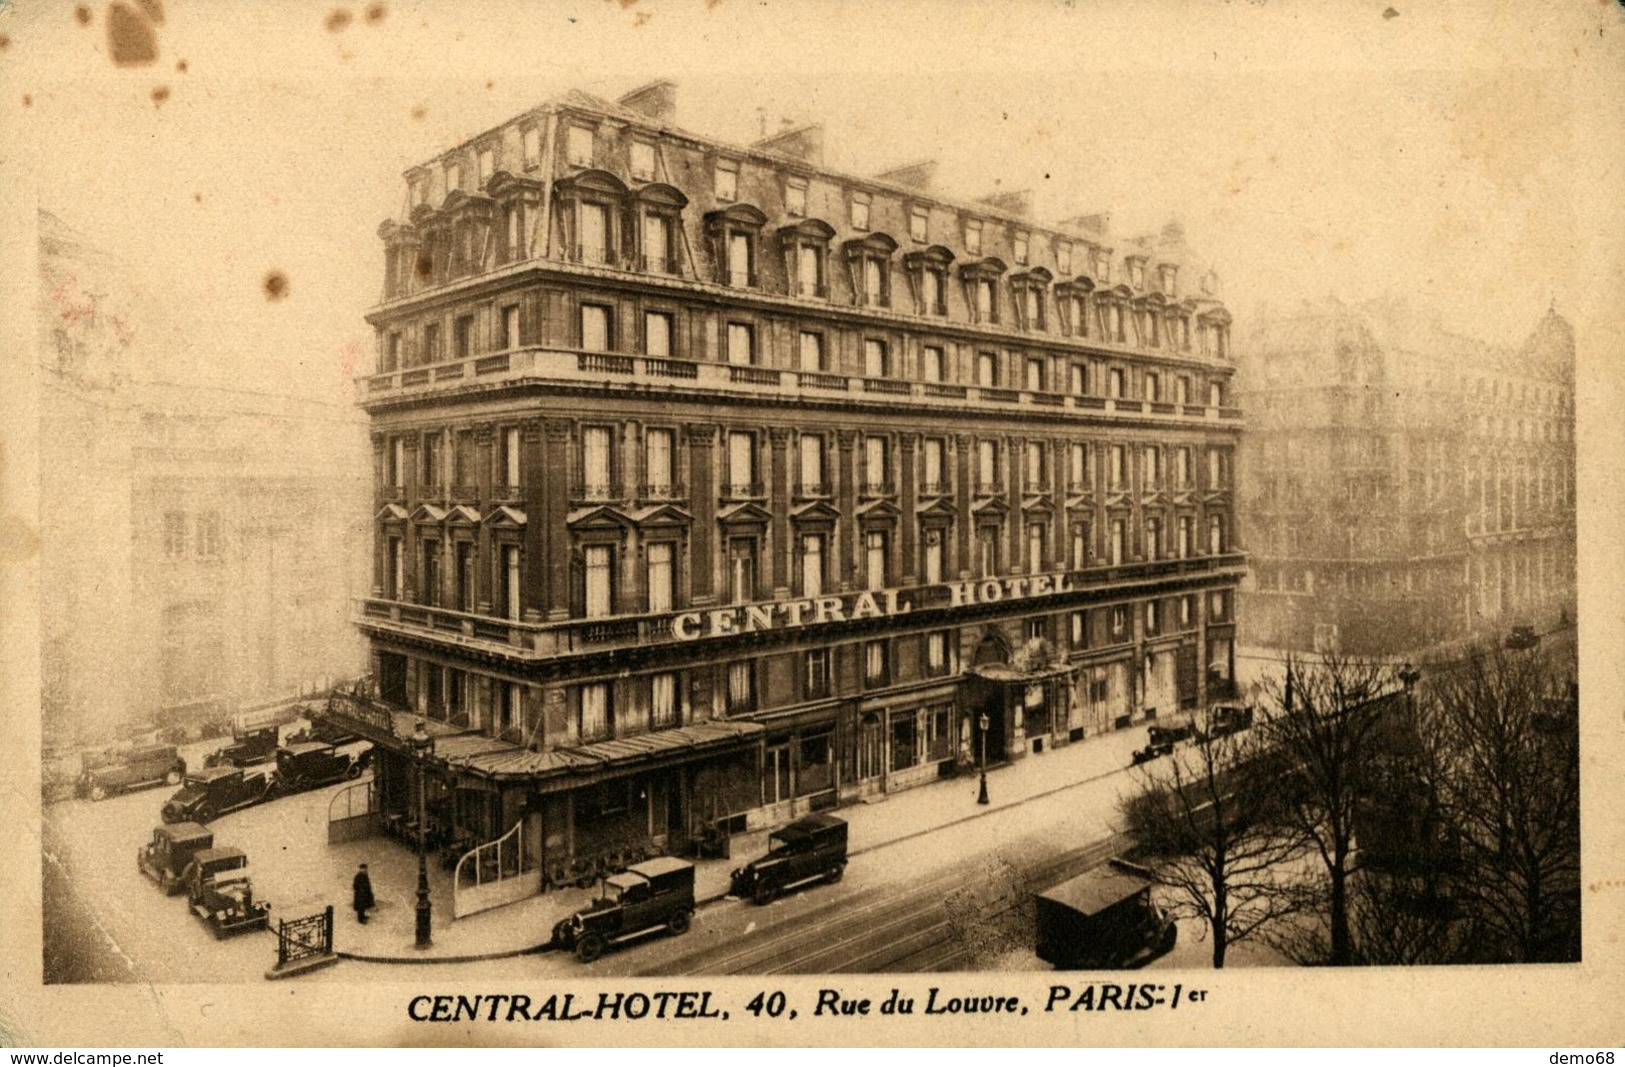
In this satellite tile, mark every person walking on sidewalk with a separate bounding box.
[352,863,375,924]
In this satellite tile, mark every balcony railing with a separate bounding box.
[571,482,616,502]
[796,482,832,498]
[722,481,765,499]
[361,347,1244,426]
[860,480,897,497]
[919,481,948,497]
[638,482,688,501]
[492,483,524,502]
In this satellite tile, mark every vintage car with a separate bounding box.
[161,766,274,824]
[203,725,280,769]
[1036,861,1177,970]
[186,846,271,938]
[273,741,365,793]
[136,821,215,894]
[1197,703,1255,742]
[1130,722,1195,765]
[551,856,695,963]
[283,705,361,748]
[729,813,849,905]
[76,744,187,801]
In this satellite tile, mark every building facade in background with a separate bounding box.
[39,211,371,745]
[1236,298,1576,659]
[341,82,1245,896]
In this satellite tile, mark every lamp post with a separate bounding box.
[1398,663,1421,714]
[976,711,990,805]
[410,719,433,950]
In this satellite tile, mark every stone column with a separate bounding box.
[899,433,918,586]
[836,429,859,591]
[473,423,495,611]
[769,426,792,598]
[954,434,972,579]
[689,425,717,605]
[542,420,571,621]
[370,433,386,596]
[1008,434,1024,574]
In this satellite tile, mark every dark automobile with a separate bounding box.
[161,766,273,824]
[1505,625,1540,650]
[551,856,695,963]
[729,813,848,905]
[1197,703,1255,742]
[136,822,215,895]
[204,725,280,769]
[284,705,361,747]
[1130,722,1194,765]
[76,744,187,801]
[274,741,364,792]
[1036,862,1177,970]
[186,846,271,938]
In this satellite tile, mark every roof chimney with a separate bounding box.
[874,160,938,192]
[753,123,825,167]
[617,80,677,124]
[976,189,1033,218]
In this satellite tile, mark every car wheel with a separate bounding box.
[165,769,182,786]
[826,863,845,884]
[575,934,605,963]
[752,880,778,906]
[196,804,216,824]
[90,784,107,802]
[345,761,362,780]
[668,909,692,935]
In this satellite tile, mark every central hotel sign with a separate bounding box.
[670,573,1076,641]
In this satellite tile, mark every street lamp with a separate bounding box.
[1398,663,1421,714]
[410,718,434,950]
[976,711,991,805]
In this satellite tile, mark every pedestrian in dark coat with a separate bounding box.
[353,863,375,924]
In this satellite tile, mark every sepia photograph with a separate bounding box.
[0,0,1621,1048]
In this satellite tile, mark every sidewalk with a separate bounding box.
[314,725,1148,962]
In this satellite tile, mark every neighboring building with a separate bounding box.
[1236,298,1575,659]
[38,211,371,745]
[338,81,1244,908]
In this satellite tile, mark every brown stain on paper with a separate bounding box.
[107,1,159,66]
[150,86,169,107]
[325,9,353,32]
[263,271,290,301]
[0,516,42,564]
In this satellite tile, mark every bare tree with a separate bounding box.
[1120,726,1308,968]
[1423,643,1580,962]
[1260,652,1394,966]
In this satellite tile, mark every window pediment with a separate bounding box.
[634,182,690,209]
[1021,493,1056,515]
[777,218,836,243]
[1136,291,1168,309]
[958,257,1008,280]
[485,171,546,200]
[717,500,772,527]
[483,505,528,527]
[902,245,956,271]
[441,190,496,217]
[376,503,409,523]
[625,503,692,528]
[411,503,450,524]
[378,219,415,243]
[567,504,636,530]
[1198,306,1233,325]
[704,203,768,230]
[1055,277,1094,297]
[971,496,1010,517]
[843,232,898,258]
[408,202,439,226]
[1012,266,1053,286]
[446,505,482,525]
[790,500,841,525]
[555,168,630,197]
[856,498,901,522]
[916,497,958,519]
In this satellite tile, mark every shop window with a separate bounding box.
[891,713,918,772]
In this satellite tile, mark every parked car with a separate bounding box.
[137,822,215,895]
[274,741,365,793]
[729,813,849,905]
[1505,625,1540,650]
[1197,703,1255,742]
[185,846,271,939]
[161,766,274,824]
[76,744,187,801]
[283,701,362,747]
[551,856,695,963]
[1036,861,1177,970]
[1130,722,1194,765]
[203,725,280,769]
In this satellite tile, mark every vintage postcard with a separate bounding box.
[1,0,1622,1048]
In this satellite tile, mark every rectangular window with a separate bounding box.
[566,125,595,167]
[456,542,475,612]
[863,258,885,306]
[1145,372,1161,403]
[1210,380,1225,407]
[1176,447,1192,488]
[923,269,944,315]
[978,439,998,489]
[726,660,756,714]
[1025,440,1045,489]
[650,672,679,728]
[580,426,612,499]
[865,435,889,488]
[798,331,825,371]
[909,206,929,242]
[799,434,825,493]
[923,345,946,381]
[522,127,541,168]
[421,432,443,489]
[1209,449,1228,488]
[444,162,461,194]
[1110,518,1126,565]
[646,541,674,613]
[1111,604,1128,639]
[584,544,614,618]
[796,244,821,296]
[964,219,982,254]
[579,202,609,263]
[1209,515,1226,554]
[644,310,673,357]
[1175,377,1190,406]
[926,631,950,675]
[1110,445,1127,490]
[1057,242,1072,275]
[163,511,188,559]
[1071,610,1089,648]
[864,338,889,378]
[785,178,808,217]
[1025,358,1045,392]
[714,159,738,201]
[477,147,495,185]
[1144,447,1161,488]
[1014,232,1029,264]
[727,322,755,365]
[386,536,403,598]
[420,539,440,606]
[923,438,945,493]
[976,279,995,322]
[644,428,674,496]
[976,350,998,387]
[501,427,521,490]
[580,304,611,354]
[1146,516,1162,560]
[1146,600,1160,636]
[1105,367,1123,399]
[1071,522,1090,568]
[978,525,1000,575]
[728,538,757,604]
[1069,363,1087,395]
[850,192,871,230]
[800,533,825,597]
[1209,589,1230,622]
[1023,288,1042,330]
[1070,296,1089,338]
[642,214,674,273]
[630,141,656,182]
[1026,522,1046,573]
[923,529,944,584]
[805,648,832,699]
[453,315,473,360]
[1178,515,1193,558]
[728,431,755,493]
[1180,595,1195,628]
[501,305,521,350]
[1068,443,1088,488]
[579,682,610,741]
[865,530,888,591]
[864,640,890,686]
[727,232,752,286]
[502,545,522,621]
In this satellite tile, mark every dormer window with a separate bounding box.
[778,218,834,298]
[909,206,929,243]
[630,141,656,182]
[785,177,808,217]
[1056,241,1073,276]
[554,168,631,267]
[1010,268,1052,332]
[1014,232,1030,265]
[844,233,897,309]
[903,246,954,316]
[964,218,983,255]
[959,257,1007,325]
[632,180,688,275]
[850,191,872,231]
[714,159,739,202]
[567,125,595,168]
[1056,280,1092,338]
[705,204,767,288]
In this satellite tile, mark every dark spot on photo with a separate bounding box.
[75,5,92,26]
[135,0,164,24]
[108,2,159,66]
[326,8,352,31]
[23,94,33,107]
[176,58,187,72]
[151,85,169,107]
[414,253,433,279]
[365,2,386,23]
[1382,6,1399,17]
[411,104,426,120]
[193,192,203,202]
[263,271,290,301]
[0,34,10,50]
[485,80,495,90]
